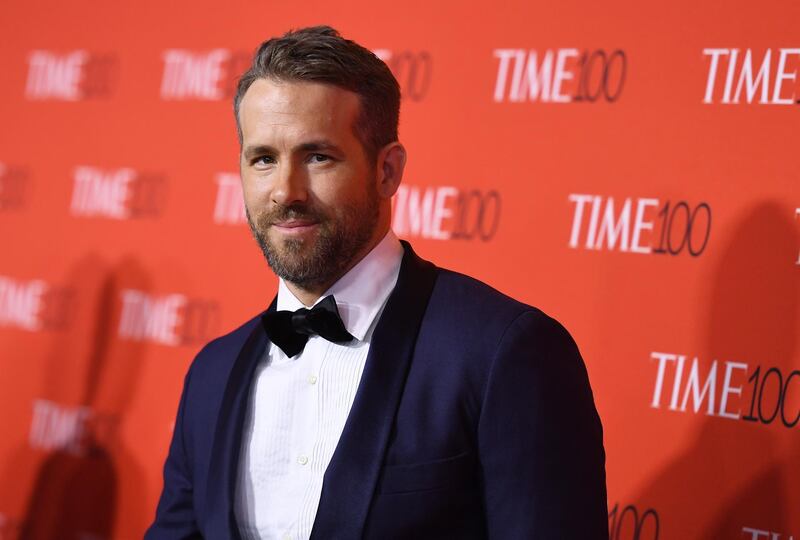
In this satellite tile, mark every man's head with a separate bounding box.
[234,26,406,302]
[234,25,400,164]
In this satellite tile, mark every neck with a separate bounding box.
[284,281,332,308]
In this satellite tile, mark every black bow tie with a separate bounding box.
[262,295,355,358]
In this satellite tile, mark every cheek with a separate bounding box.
[319,186,366,216]
[240,173,269,204]
[239,184,257,211]
[324,167,373,203]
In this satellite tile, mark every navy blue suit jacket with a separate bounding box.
[146,242,608,539]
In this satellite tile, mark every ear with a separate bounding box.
[375,142,406,199]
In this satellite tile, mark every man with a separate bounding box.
[147,26,607,540]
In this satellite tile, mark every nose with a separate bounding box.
[271,160,308,206]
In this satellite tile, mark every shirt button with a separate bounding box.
[282,534,291,540]
[308,374,318,385]
[297,455,309,465]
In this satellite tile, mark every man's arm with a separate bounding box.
[145,368,202,540]
[478,310,608,539]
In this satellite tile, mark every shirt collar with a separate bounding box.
[276,230,404,342]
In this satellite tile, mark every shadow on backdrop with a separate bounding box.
[634,201,799,539]
[3,256,152,540]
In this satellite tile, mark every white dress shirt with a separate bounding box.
[235,230,404,540]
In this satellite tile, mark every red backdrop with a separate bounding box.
[1,1,799,538]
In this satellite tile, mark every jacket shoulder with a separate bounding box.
[188,312,264,378]
[428,266,581,355]
[431,267,538,319]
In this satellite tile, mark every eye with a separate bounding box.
[308,153,331,163]
[252,155,275,167]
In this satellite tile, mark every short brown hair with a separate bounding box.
[233,26,401,162]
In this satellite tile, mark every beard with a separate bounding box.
[246,183,380,290]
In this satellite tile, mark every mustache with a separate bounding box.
[257,203,326,226]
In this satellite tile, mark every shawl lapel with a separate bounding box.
[204,298,276,540]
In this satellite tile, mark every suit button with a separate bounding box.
[297,455,309,465]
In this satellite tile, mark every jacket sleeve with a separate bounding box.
[144,366,203,539]
[477,310,608,539]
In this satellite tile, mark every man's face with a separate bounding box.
[238,78,380,290]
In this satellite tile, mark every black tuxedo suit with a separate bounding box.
[146,242,608,539]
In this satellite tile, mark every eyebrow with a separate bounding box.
[242,140,344,161]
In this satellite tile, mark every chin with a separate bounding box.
[277,236,313,255]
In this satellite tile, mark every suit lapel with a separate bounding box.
[311,242,439,539]
[204,298,276,540]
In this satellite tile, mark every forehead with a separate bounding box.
[238,78,361,144]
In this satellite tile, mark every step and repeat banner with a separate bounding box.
[1,0,798,538]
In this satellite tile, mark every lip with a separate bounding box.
[271,220,319,234]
